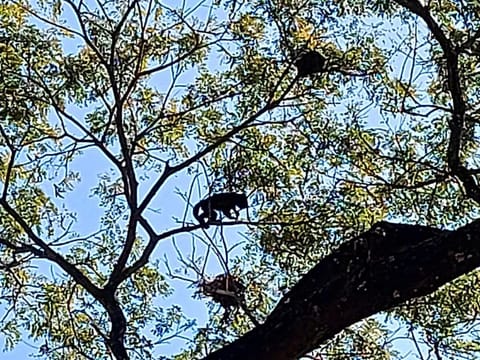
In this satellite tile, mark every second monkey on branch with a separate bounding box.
[295,50,325,77]
[193,193,248,228]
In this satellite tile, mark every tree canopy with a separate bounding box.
[1,0,480,359]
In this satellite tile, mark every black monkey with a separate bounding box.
[193,193,248,228]
[295,50,325,77]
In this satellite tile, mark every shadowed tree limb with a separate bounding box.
[392,1,480,202]
[203,220,480,360]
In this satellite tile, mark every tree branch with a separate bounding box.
[0,199,102,299]
[203,220,480,360]
[392,1,480,202]
[137,76,298,215]
[100,291,129,360]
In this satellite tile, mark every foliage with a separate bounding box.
[0,0,480,359]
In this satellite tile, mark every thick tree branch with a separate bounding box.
[99,291,129,360]
[204,220,480,360]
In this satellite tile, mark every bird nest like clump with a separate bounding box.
[199,273,245,308]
